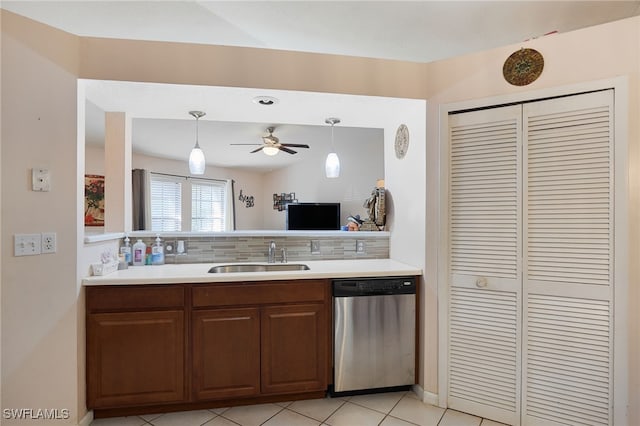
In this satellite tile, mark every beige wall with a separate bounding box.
[2,8,639,425]
[78,38,428,100]
[1,10,84,425]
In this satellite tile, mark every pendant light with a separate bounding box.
[325,117,341,178]
[188,110,206,175]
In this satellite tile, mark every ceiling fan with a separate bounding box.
[231,126,310,155]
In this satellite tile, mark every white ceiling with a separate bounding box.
[4,1,640,63]
[6,1,640,170]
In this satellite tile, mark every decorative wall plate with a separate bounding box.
[395,124,409,159]
[503,48,544,86]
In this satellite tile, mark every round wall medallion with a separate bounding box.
[395,124,409,159]
[503,48,544,86]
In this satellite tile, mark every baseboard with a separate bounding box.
[78,410,93,426]
[423,390,439,406]
[411,384,440,406]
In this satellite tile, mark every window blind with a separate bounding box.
[150,174,182,231]
[191,179,226,232]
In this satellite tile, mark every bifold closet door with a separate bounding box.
[448,105,522,425]
[522,90,614,426]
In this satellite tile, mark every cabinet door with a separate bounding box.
[261,303,327,394]
[87,310,185,408]
[192,308,260,400]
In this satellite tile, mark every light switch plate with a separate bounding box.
[311,240,320,254]
[15,234,41,256]
[32,168,51,192]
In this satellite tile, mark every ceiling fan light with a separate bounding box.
[189,145,206,174]
[325,152,340,178]
[263,146,279,156]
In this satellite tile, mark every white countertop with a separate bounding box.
[82,259,422,286]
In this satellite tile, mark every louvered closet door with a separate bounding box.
[522,90,614,426]
[448,105,522,425]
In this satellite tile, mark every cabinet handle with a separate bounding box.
[475,277,488,288]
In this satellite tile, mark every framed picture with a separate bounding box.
[84,174,105,226]
[273,192,297,211]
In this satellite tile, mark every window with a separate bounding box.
[149,173,233,232]
[150,174,182,231]
[191,179,226,232]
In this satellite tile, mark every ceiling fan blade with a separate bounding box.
[281,143,310,148]
[250,146,265,153]
[279,146,298,155]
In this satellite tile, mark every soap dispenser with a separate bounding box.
[132,238,146,266]
[120,235,132,265]
[151,235,165,265]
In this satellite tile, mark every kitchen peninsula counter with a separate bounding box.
[82,258,422,286]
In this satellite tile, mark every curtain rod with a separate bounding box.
[147,170,227,184]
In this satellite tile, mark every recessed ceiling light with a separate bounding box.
[253,96,279,106]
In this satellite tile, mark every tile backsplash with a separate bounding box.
[128,234,389,264]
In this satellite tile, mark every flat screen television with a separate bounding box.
[286,203,341,231]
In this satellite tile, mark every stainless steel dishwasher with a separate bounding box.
[332,276,416,395]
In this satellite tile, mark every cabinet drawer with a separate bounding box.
[192,280,328,308]
[87,285,185,312]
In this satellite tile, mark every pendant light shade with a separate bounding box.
[189,146,206,174]
[325,117,341,178]
[188,111,206,175]
[325,152,340,178]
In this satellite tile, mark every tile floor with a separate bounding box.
[90,391,506,426]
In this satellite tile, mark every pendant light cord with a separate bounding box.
[331,122,335,149]
[194,115,200,149]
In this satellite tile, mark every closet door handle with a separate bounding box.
[475,277,488,288]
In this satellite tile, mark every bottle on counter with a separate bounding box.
[120,235,132,265]
[132,238,146,266]
[151,235,165,265]
[145,246,152,265]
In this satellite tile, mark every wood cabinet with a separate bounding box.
[86,286,186,408]
[261,303,327,394]
[87,279,330,413]
[192,308,261,400]
[191,279,329,401]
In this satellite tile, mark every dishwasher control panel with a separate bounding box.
[332,276,416,297]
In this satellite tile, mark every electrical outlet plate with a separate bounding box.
[356,240,366,254]
[15,234,41,256]
[165,240,176,256]
[32,168,51,192]
[41,232,56,254]
[311,240,320,254]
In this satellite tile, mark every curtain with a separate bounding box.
[131,168,147,230]
[225,179,236,231]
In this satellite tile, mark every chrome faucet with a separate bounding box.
[268,240,276,263]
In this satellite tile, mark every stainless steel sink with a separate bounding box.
[208,263,310,273]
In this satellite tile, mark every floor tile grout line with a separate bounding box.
[257,405,287,426]
[217,413,243,426]
[281,406,328,425]
[376,392,419,426]
[201,412,219,426]
[317,398,348,424]
[347,391,407,416]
